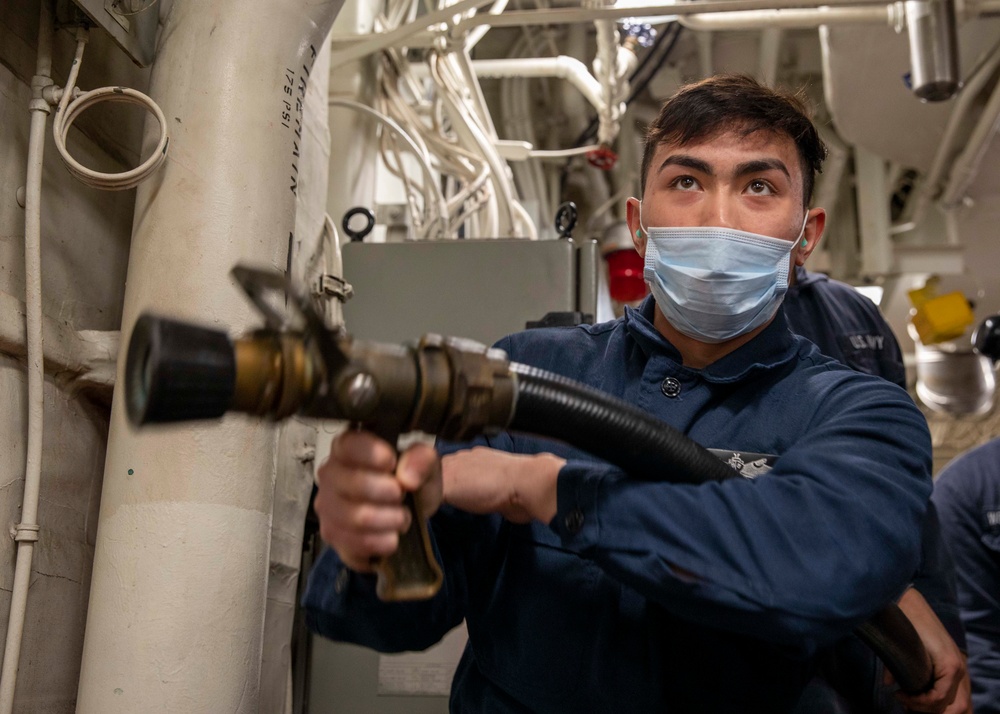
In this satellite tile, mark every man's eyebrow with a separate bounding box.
[657,155,713,176]
[734,158,790,179]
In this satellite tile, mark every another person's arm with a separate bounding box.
[886,587,972,714]
[934,445,1000,714]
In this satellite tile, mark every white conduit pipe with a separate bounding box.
[891,40,1000,232]
[678,5,898,30]
[445,0,903,35]
[472,57,605,114]
[329,0,496,66]
[677,0,1000,31]
[466,0,509,53]
[390,1,905,53]
[0,4,52,712]
[75,1,343,711]
[593,16,620,146]
[940,78,1000,208]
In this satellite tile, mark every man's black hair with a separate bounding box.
[640,74,828,207]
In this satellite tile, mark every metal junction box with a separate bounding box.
[340,238,599,346]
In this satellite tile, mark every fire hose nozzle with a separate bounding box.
[125,314,238,425]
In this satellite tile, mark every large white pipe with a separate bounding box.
[0,3,53,711]
[76,1,343,711]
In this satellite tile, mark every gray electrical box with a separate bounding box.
[64,0,157,66]
[339,238,599,346]
[307,238,599,714]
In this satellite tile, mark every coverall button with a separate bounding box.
[564,509,584,534]
[661,377,681,398]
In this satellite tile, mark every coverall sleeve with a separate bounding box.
[303,513,467,652]
[549,379,932,653]
[302,434,505,653]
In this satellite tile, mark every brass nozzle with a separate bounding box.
[232,331,320,419]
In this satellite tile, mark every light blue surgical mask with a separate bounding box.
[640,207,808,344]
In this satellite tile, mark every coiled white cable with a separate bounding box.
[52,30,168,191]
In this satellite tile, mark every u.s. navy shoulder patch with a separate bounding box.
[707,450,778,479]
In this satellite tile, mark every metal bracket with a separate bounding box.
[314,274,354,303]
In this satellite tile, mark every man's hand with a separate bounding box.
[442,447,565,525]
[313,431,443,573]
[885,587,972,714]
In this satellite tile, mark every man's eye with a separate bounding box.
[672,176,698,190]
[747,180,773,195]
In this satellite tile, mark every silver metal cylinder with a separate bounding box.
[905,0,960,101]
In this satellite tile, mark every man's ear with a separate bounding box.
[796,207,826,266]
[626,197,646,259]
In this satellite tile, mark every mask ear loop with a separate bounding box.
[637,200,648,238]
[797,213,810,249]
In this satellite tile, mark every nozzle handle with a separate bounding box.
[125,314,236,425]
[374,490,444,602]
[365,427,443,602]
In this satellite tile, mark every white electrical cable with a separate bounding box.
[330,98,449,238]
[530,144,603,159]
[351,93,448,239]
[512,29,558,229]
[390,56,493,229]
[51,29,169,191]
[431,52,523,237]
[370,1,538,239]
[379,49,490,231]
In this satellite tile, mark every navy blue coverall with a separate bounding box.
[304,297,932,713]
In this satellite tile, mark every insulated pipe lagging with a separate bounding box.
[506,363,934,695]
[76,1,345,710]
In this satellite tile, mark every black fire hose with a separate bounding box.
[508,364,935,695]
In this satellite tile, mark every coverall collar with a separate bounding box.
[624,295,799,383]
